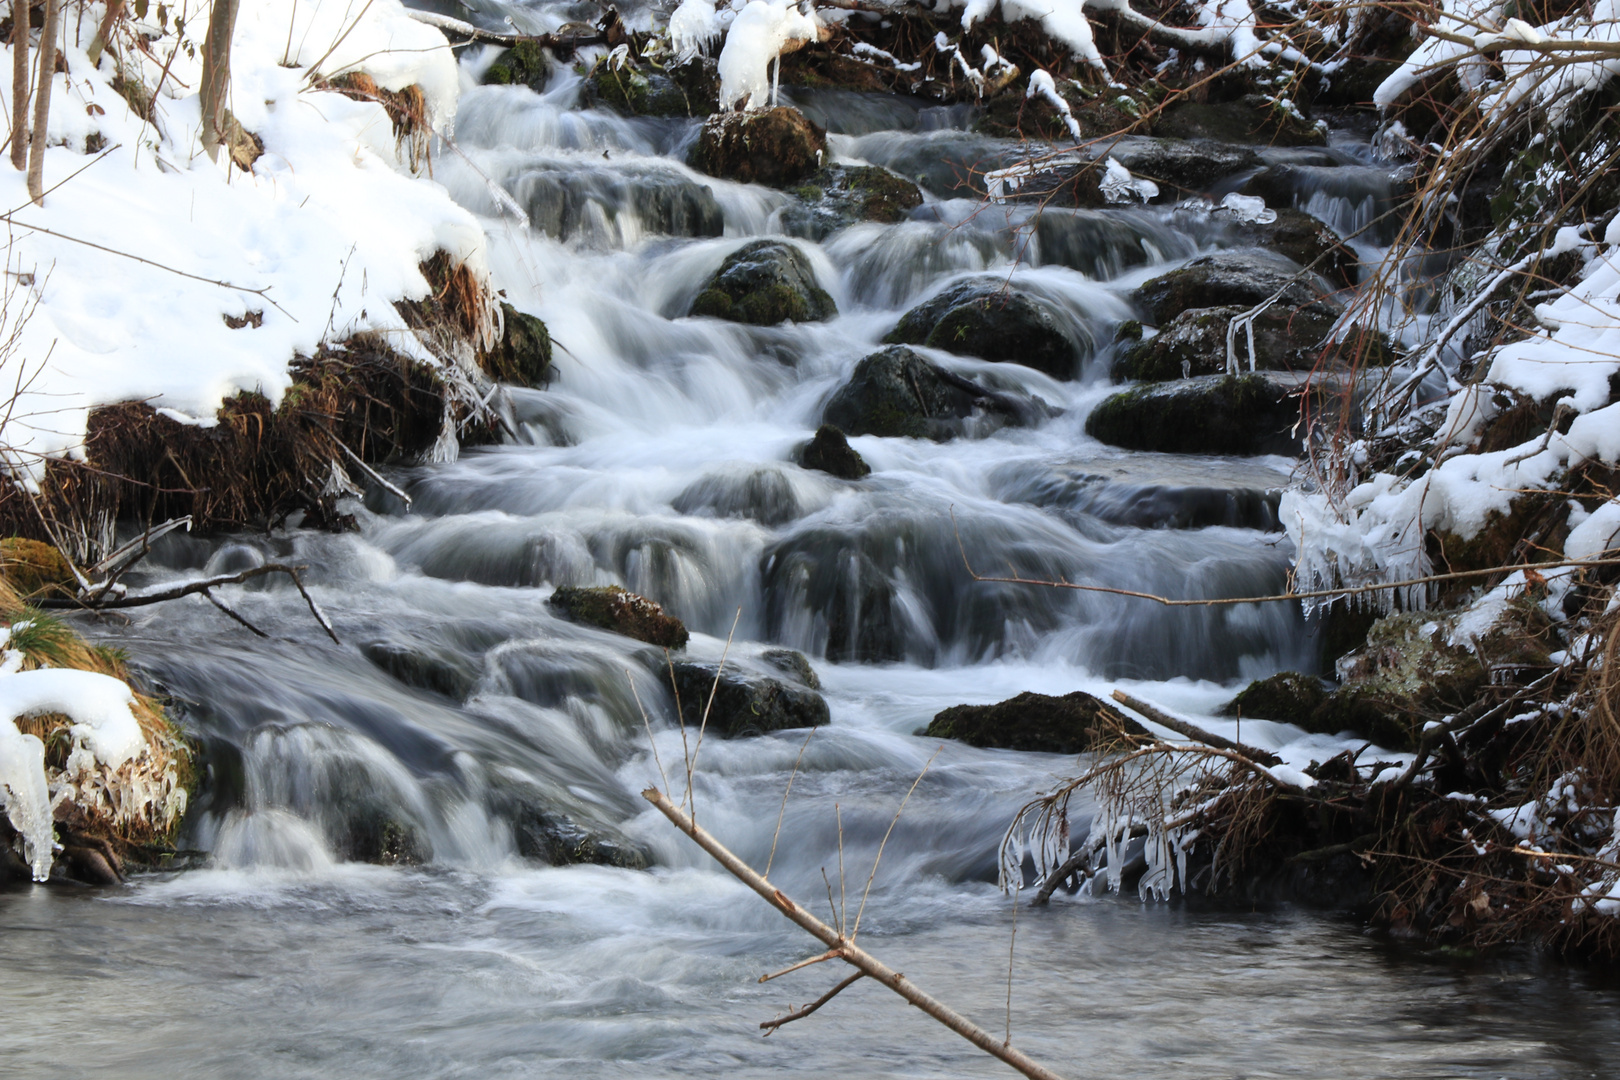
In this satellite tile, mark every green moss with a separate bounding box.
[485,302,552,387]
[483,41,549,91]
[690,289,734,319]
[924,691,1147,753]
[549,585,689,649]
[1220,671,1328,725]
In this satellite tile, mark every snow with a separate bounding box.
[669,0,725,64]
[715,0,820,110]
[0,0,485,480]
[0,667,146,881]
[1026,69,1083,141]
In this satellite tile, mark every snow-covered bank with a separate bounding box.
[0,0,484,480]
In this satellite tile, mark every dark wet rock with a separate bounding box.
[339,812,430,866]
[884,278,1081,380]
[1085,373,1330,457]
[513,163,723,242]
[797,424,870,479]
[1108,139,1265,194]
[976,82,1155,142]
[1115,304,1347,381]
[485,302,552,387]
[780,164,923,240]
[689,107,827,187]
[1135,252,1341,327]
[822,345,1050,441]
[689,239,836,326]
[482,40,549,91]
[1240,164,1410,245]
[509,803,650,868]
[1155,96,1327,147]
[760,648,821,689]
[994,461,1284,531]
[1222,207,1359,288]
[548,585,689,649]
[923,691,1147,754]
[361,639,480,700]
[587,58,718,117]
[671,661,830,737]
[1219,671,1329,725]
[1033,210,1173,281]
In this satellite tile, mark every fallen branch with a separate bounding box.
[1111,690,1282,766]
[403,8,602,51]
[642,787,1070,1080]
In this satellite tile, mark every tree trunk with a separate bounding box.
[11,0,29,171]
[198,0,239,163]
[25,0,54,204]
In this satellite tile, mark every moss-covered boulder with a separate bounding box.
[671,661,830,737]
[1155,96,1326,147]
[0,538,77,599]
[1219,671,1328,725]
[548,585,689,649]
[760,647,821,689]
[1222,207,1359,288]
[1135,252,1341,328]
[482,41,549,91]
[688,107,827,187]
[1085,373,1321,456]
[484,302,552,387]
[587,58,718,117]
[884,278,1082,380]
[822,345,1049,441]
[689,240,836,326]
[797,424,870,479]
[924,691,1147,754]
[1115,305,1389,382]
[780,164,923,240]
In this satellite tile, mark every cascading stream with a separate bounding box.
[11,15,1610,1079]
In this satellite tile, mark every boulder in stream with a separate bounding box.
[822,345,1050,441]
[1085,372,1331,456]
[689,239,836,326]
[780,164,923,240]
[548,585,690,649]
[671,661,830,737]
[797,424,870,479]
[481,41,549,91]
[483,302,552,387]
[688,107,827,187]
[587,59,718,117]
[884,278,1081,380]
[924,691,1147,754]
[1155,96,1326,147]
[1134,252,1341,327]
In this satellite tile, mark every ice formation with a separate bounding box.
[716,0,821,110]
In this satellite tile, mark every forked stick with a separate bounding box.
[642,787,1070,1080]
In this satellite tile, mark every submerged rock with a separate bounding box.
[797,424,870,479]
[548,585,689,649]
[780,164,923,240]
[1085,372,1328,456]
[514,163,724,243]
[671,661,830,737]
[688,107,827,187]
[689,239,836,326]
[360,639,480,701]
[822,345,1050,441]
[884,278,1082,379]
[924,691,1147,754]
[484,302,552,387]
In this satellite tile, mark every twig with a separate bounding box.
[759,948,840,983]
[204,589,268,637]
[1110,690,1282,767]
[852,746,942,939]
[765,724,817,879]
[36,562,302,609]
[760,972,865,1035]
[643,787,1070,1080]
[322,429,412,507]
[286,569,340,644]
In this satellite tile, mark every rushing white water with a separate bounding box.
[8,17,1615,1078]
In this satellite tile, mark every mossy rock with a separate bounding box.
[1219,671,1328,725]
[484,302,552,387]
[671,661,830,738]
[688,240,835,326]
[1306,686,1416,749]
[360,639,479,700]
[587,58,718,117]
[483,41,550,91]
[1084,373,1318,457]
[1135,252,1340,327]
[797,424,870,479]
[549,585,689,648]
[924,691,1147,754]
[1222,207,1358,288]
[822,345,1047,442]
[1429,491,1568,587]
[760,648,821,689]
[780,164,923,240]
[688,107,827,188]
[885,279,1081,380]
[0,538,76,599]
